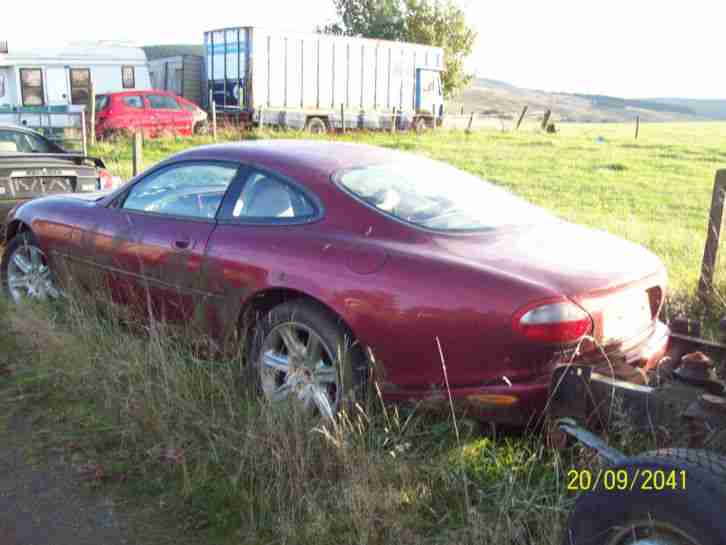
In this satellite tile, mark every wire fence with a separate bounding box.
[208,102,558,135]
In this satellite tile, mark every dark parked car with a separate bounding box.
[1,140,670,422]
[0,123,116,223]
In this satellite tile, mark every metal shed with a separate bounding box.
[148,55,204,106]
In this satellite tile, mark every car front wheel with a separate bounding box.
[250,300,366,419]
[1,232,60,303]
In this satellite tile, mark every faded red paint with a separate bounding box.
[5,141,670,425]
[95,89,195,139]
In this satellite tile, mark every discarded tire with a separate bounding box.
[562,449,726,545]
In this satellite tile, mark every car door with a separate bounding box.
[202,167,321,344]
[84,161,240,323]
[118,93,148,135]
[146,93,184,135]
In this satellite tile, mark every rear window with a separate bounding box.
[148,95,180,110]
[0,129,58,153]
[122,95,144,109]
[180,101,197,112]
[95,95,110,111]
[337,158,554,231]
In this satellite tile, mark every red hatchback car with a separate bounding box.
[1,141,670,424]
[95,90,205,139]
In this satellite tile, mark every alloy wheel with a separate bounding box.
[259,321,340,419]
[6,242,59,303]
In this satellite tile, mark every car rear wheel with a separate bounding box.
[250,300,366,419]
[1,232,60,303]
[562,449,726,545]
[305,117,327,134]
[414,116,432,133]
[194,121,209,135]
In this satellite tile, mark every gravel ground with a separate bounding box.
[0,413,190,545]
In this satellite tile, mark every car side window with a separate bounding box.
[231,170,315,220]
[122,163,238,219]
[148,95,180,110]
[122,95,144,109]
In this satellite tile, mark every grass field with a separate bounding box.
[1,122,725,544]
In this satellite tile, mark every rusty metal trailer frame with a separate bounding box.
[549,319,726,457]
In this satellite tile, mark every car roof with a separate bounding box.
[103,89,176,97]
[0,123,44,136]
[169,140,416,181]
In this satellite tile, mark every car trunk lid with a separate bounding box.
[435,220,666,347]
[0,154,103,199]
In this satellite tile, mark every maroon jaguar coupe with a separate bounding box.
[1,140,669,423]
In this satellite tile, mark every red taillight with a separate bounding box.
[98,169,114,191]
[513,298,592,344]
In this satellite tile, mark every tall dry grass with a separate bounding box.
[0,281,574,544]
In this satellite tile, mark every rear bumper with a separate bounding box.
[383,321,671,426]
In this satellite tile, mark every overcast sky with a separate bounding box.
[2,0,724,99]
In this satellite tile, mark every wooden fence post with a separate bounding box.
[460,105,464,115]
[516,105,528,131]
[80,109,87,156]
[466,113,474,133]
[132,131,143,177]
[541,109,552,131]
[698,170,726,298]
[340,104,345,134]
[89,84,96,146]
[635,116,640,140]
[211,100,217,141]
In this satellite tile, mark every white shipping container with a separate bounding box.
[204,26,444,130]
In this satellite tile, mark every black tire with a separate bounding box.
[305,117,327,134]
[248,299,367,412]
[562,449,726,545]
[194,121,209,135]
[2,230,30,295]
[413,116,429,133]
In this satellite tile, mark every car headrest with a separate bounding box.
[243,177,294,218]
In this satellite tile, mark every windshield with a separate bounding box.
[337,158,554,231]
[95,95,110,111]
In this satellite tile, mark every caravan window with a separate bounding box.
[70,68,91,106]
[122,66,135,89]
[19,68,44,106]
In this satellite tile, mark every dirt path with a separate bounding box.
[0,413,190,545]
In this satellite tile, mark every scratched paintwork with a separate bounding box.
[3,140,671,424]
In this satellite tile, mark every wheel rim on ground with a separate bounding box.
[6,242,59,303]
[259,321,340,419]
[610,520,701,545]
